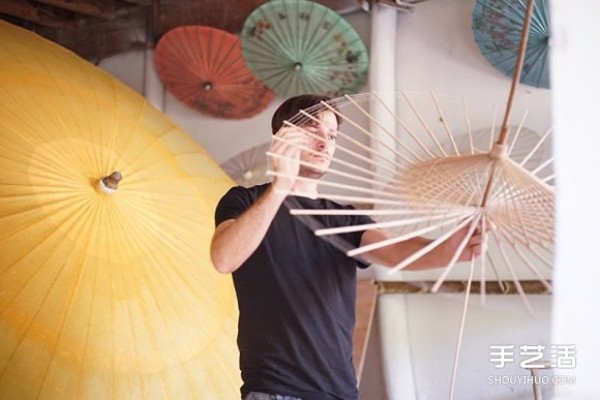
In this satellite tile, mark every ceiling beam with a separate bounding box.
[120,0,152,6]
[0,0,79,29]
[31,0,138,21]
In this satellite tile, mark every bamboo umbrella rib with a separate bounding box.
[496,167,536,247]
[529,246,554,269]
[485,251,508,293]
[498,219,552,268]
[512,244,553,292]
[297,109,408,171]
[289,207,467,217]
[449,255,476,400]
[431,213,483,293]
[506,110,530,156]
[305,39,367,68]
[489,202,552,282]
[348,214,471,258]
[518,126,553,167]
[268,170,406,200]
[401,91,448,156]
[282,120,402,176]
[492,230,534,316]
[284,191,439,208]
[314,211,471,236]
[488,104,498,152]
[267,151,402,194]
[479,216,488,302]
[386,215,477,274]
[0,198,96,374]
[541,174,555,183]
[258,6,294,60]
[462,97,475,155]
[371,91,438,159]
[530,156,554,176]
[431,91,460,155]
[336,96,425,163]
[297,2,321,59]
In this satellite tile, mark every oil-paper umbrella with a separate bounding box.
[0,21,239,399]
[220,142,272,187]
[267,1,553,397]
[241,0,369,98]
[472,0,550,88]
[155,25,274,119]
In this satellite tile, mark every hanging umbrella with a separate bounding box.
[155,25,274,119]
[267,2,552,398]
[472,0,550,88]
[241,0,369,98]
[220,142,272,187]
[0,21,240,399]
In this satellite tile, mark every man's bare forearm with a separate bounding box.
[210,185,286,273]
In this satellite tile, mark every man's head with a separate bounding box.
[271,94,341,134]
[271,94,341,179]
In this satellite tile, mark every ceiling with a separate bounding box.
[0,0,367,62]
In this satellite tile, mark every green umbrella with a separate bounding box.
[241,0,369,98]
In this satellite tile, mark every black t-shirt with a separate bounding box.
[214,184,374,400]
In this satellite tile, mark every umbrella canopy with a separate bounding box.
[241,0,369,98]
[155,25,274,119]
[472,0,550,88]
[220,142,272,187]
[0,21,239,399]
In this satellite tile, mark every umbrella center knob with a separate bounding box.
[203,82,213,91]
[99,171,123,194]
[293,62,303,71]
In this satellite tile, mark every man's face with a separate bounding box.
[298,110,338,178]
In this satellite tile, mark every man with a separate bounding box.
[210,94,483,400]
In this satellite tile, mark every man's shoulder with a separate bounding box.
[223,182,271,200]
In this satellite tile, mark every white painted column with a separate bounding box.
[368,5,417,400]
[368,4,398,187]
[550,1,600,398]
[143,49,165,112]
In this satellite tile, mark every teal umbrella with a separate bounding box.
[241,0,369,98]
[472,0,550,88]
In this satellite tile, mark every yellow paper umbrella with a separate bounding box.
[0,21,239,399]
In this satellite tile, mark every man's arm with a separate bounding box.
[359,224,483,270]
[210,126,306,274]
[210,186,286,273]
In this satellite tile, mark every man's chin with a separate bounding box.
[300,165,328,179]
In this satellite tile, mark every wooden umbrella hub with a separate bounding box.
[99,171,122,194]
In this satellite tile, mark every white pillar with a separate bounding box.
[368,4,398,187]
[369,5,418,399]
[550,1,600,398]
[143,48,165,112]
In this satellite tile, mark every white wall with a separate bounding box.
[550,1,600,399]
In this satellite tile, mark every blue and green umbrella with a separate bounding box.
[241,0,369,98]
[472,0,550,88]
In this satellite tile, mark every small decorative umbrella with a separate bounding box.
[241,0,369,98]
[220,142,272,187]
[472,0,550,88]
[0,21,239,399]
[155,25,274,119]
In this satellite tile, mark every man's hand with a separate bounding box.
[445,220,488,263]
[269,125,307,194]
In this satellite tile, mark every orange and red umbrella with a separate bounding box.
[155,25,274,119]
